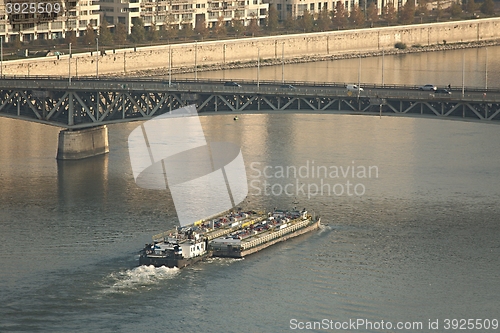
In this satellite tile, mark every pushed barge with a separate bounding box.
[139,208,320,268]
[210,209,320,258]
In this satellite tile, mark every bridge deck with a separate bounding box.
[1,77,499,128]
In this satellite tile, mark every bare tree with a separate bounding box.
[398,0,415,24]
[99,22,113,45]
[148,22,159,42]
[450,1,463,17]
[231,12,244,36]
[164,14,178,40]
[194,21,210,39]
[466,0,477,13]
[367,2,379,25]
[298,9,314,32]
[246,13,260,36]
[383,1,398,24]
[316,7,332,31]
[84,24,96,45]
[65,28,77,45]
[214,15,227,37]
[266,4,280,32]
[179,23,193,40]
[114,23,127,44]
[284,14,297,31]
[480,0,495,15]
[349,5,365,28]
[416,0,429,16]
[332,1,348,29]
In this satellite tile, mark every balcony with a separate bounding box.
[169,8,194,13]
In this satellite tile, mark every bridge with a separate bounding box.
[1,77,499,159]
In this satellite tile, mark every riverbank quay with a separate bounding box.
[3,18,500,77]
[123,39,500,77]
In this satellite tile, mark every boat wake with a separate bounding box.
[100,265,180,294]
[318,223,333,235]
[205,257,244,266]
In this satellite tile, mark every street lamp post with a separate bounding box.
[485,48,488,90]
[281,42,284,84]
[382,49,384,87]
[195,41,197,81]
[96,37,99,78]
[357,55,361,98]
[69,42,72,83]
[1,36,3,78]
[169,44,172,87]
[462,52,465,98]
[257,47,260,89]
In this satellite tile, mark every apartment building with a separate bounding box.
[0,0,266,43]
[264,0,360,20]
[100,0,269,34]
[0,0,100,42]
[265,0,417,20]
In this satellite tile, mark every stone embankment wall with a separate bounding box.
[5,18,500,77]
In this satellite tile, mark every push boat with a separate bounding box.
[139,208,321,268]
[139,210,266,268]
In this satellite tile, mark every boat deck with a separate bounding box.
[151,211,266,242]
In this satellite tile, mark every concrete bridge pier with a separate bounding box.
[56,126,109,160]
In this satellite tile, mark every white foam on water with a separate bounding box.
[318,223,333,235]
[100,265,180,294]
[204,257,244,266]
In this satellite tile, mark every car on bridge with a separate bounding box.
[435,88,451,95]
[419,84,437,91]
[280,84,295,89]
[346,84,363,92]
[224,81,242,87]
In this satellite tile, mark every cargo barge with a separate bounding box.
[139,208,320,268]
[210,209,320,258]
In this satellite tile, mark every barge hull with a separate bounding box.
[212,220,321,258]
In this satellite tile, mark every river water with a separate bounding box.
[178,45,500,89]
[1,47,499,332]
